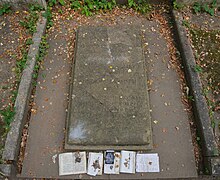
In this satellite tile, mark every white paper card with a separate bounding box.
[136,153,160,172]
[59,152,87,176]
[120,150,136,174]
[87,152,103,176]
[104,151,121,174]
[114,152,120,174]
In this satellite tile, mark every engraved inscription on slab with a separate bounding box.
[66,26,152,149]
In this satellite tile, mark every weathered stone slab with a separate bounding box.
[66,26,152,150]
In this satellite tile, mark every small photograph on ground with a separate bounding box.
[105,151,115,164]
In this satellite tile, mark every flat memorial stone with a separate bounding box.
[65,26,152,150]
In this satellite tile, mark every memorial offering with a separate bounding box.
[58,151,161,176]
[59,152,86,176]
[104,150,120,174]
[120,150,136,174]
[87,152,103,176]
[136,153,160,172]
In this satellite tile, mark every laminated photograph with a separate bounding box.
[87,152,103,176]
[136,153,160,172]
[104,151,121,174]
[59,152,87,176]
[120,150,136,174]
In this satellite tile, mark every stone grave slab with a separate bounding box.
[65,25,152,150]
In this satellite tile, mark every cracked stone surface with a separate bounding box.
[66,26,152,148]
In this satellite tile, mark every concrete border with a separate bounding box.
[176,0,220,5]
[171,10,220,175]
[0,0,47,9]
[0,13,47,178]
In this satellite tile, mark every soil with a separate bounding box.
[0,9,31,162]
[182,8,220,153]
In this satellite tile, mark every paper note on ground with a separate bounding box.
[104,151,121,174]
[114,152,120,174]
[59,152,87,176]
[120,150,136,174]
[87,152,103,176]
[136,153,160,172]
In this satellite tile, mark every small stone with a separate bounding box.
[128,69,132,73]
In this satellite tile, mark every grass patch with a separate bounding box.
[20,4,44,34]
[173,0,185,10]
[0,107,15,131]
[32,35,49,83]
[42,7,53,28]
[48,0,152,16]
[0,4,11,16]
[193,0,218,16]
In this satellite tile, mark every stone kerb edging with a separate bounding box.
[171,10,220,175]
[0,0,47,9]
[176,0,220,5]
[0,13,47,178]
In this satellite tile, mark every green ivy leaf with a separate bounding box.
[59,0,65,6]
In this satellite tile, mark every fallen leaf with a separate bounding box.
[162,128,167,133]
[153,120,158,124]
[175,126,180,131]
